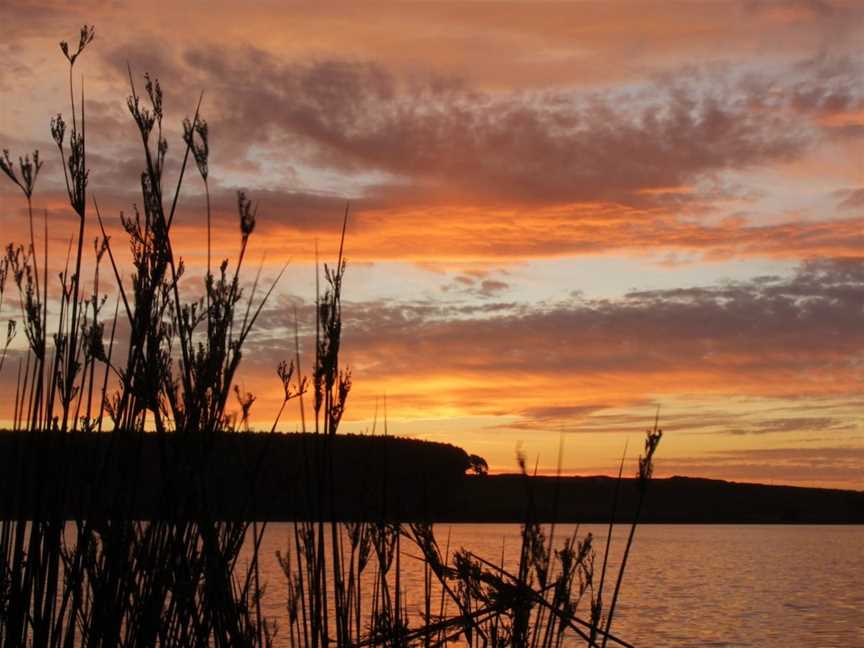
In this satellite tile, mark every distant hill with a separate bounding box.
[449,474,863,524]
[1,431,861,523]
[0,430,471,520]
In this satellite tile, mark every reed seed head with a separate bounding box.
[183,116,209,181]
[0,149,43,199]
[238,190,257,237]
[59,25,95,65]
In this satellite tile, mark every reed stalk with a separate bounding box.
[0,23,660,648]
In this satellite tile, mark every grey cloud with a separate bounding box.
[96,46,862,208]
[244,257,864,390]
[835,187,864,210]
[724,417,855,436]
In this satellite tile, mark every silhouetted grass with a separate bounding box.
[0,25,661,648]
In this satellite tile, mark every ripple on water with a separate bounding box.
[243,523,863,648]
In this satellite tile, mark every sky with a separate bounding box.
[1,1,862,489]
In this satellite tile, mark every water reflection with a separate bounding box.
[242,524,863,648]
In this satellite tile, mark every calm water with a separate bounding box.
[247,523,864,648]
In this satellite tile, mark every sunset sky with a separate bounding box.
[1,1,862,489]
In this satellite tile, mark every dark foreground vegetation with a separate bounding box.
[2,431,860,523]
[0,25,664,647]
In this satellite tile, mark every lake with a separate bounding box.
[248,523,864,647]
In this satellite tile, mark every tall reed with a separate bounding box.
[0,25,284,647]
[0,24,661,648]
